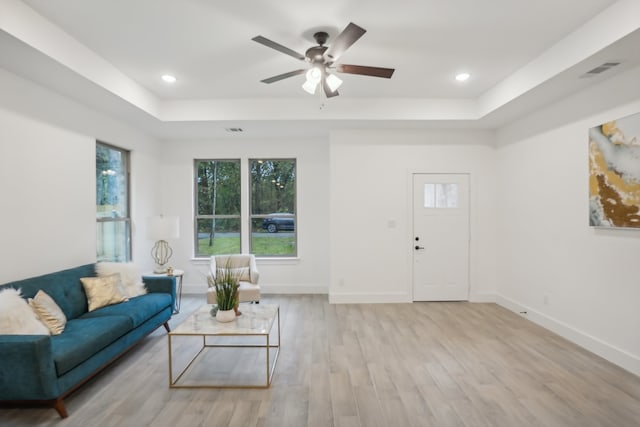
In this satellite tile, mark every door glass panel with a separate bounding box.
[424,183,458,208]
[438,183,458,208]
[424,184,436,208]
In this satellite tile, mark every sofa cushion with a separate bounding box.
[51,315,132,376]
[80,293,172,328]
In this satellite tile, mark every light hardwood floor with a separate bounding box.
[1,294,639,426]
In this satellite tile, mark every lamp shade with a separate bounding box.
[147,215,179,240]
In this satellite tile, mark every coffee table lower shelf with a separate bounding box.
[168,304,280,389]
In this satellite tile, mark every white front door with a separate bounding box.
[412,173,470,301]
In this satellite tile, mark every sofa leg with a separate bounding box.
[163,321,171,332]
[53,398,68,418]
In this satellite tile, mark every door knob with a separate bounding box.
[415,245,424,250]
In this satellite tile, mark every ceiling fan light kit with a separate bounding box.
[301,67,342,95]
[252,22,395,98]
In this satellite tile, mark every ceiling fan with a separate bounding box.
[252,22,395,98]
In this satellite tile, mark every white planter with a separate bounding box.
[216,309,235,323]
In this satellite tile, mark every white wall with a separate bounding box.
[0,67,161,282]
[0,107,94,280]
[158,137,330,294]
[495,66,640,376]
[329,129,497,303]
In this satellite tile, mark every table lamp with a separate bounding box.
[147,215,179,273]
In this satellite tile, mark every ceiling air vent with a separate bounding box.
[581,62,621,78]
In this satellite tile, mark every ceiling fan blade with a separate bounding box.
[260,69,307,84]
[336,64,395,78]
[322,78,339,98]
[324,22,366,63]
[252,36,305,61]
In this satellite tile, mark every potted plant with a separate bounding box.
[207,261,240,322]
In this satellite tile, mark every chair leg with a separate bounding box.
[163,322,171,332]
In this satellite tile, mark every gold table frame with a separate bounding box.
[168,304,280,388]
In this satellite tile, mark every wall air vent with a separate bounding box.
[580,62,621,78]
[225,127,244,132]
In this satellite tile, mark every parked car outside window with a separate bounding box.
[262,213,295,233]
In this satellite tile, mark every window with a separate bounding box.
[424,183,458,208]
[250,159,296,257]
[96,142,131,261]
[194,159,241,256]
[193,158,297,258]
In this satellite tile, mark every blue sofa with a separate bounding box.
[0,264,176,418]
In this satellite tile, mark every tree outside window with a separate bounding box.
[250,159,296,257]
[194,159,241,256]
[194,158,297,258]
[96,142,130,261]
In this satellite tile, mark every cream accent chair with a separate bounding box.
[206,254,260,304]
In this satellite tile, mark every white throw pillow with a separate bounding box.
[96,262,147,297]
[0,288,50,335]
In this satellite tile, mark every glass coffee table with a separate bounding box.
[168,303,280,388]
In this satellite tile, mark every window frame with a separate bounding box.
[96,141,131,262]
[249,158,297,258]
[192,157,298,259]
[193,158,242,257]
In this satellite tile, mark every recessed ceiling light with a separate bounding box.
[161,74,177,83]
[455,72,471,82]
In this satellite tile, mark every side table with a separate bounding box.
[144,269,184,313]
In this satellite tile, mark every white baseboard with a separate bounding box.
[181,282,328,295]
[328,292,496,304]
[496,295,640,377]
[469,293,496,303]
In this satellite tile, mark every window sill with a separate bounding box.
[256,257,300,265]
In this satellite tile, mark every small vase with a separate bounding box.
[216,308,235,323]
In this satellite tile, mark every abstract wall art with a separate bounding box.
[589,111,640,228]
